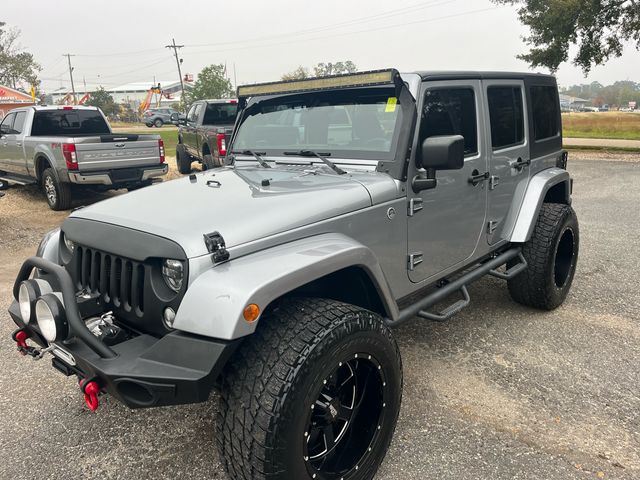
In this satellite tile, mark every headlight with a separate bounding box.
[18,279,52,325]
[162,259,184,292]
[36,228,60,258]
[62,233,75,253]
[35,293,68,343]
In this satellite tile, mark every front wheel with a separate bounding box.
[154,118,163,128]
[508,203,579,310]
[217,298,403,480]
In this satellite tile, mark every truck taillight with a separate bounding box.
[216,133,226,157]
[158,139,165,163]
[62,144,78,171]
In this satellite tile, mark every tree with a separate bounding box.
[313,61,357,77]
[85,87,119,116]
[281,66,310,81]
[493,1,640,74]
[187,64,233,104]
[0,21,40,89]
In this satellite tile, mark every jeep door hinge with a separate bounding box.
[408,252,423,271]
[487,220,499,234]
[408,198,423,216]
[489,175,499,190]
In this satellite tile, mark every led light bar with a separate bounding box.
[237,69,398,97]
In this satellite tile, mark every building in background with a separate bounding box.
[0,85,35,117]
[559,94,591,112]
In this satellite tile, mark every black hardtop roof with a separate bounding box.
[413,71,557,83]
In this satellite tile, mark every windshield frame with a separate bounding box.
[229,85,416,175]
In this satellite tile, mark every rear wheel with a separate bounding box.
[42,168,71,211]
[175,144,191,174]
[217,298,403,480]
[508,203,579,310]
[202,153,219,170]
[154,118,163,128]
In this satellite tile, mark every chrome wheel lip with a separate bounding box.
[44,176,57,205]
[303,352,387,479]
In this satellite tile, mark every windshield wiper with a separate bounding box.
[283,150,346,175]
[230,150,271,168]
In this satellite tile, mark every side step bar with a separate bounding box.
[0,174,37,186]
[386,248,524,328]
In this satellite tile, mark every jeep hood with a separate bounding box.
[67,167,397,258]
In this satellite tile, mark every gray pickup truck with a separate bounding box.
[0,105,168,210]
[9,70,578,480]
[174,99,237,173]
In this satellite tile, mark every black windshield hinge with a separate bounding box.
[204,231,230,263]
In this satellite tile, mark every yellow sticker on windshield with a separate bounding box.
[385,97,397,113]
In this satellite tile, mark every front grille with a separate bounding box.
[75,246,145,317]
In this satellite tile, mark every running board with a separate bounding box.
[386,248,522,328]
[417,285,470,322]
[0,174,36,186]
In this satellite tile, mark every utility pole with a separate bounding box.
[165,38,186,109]
[63,53,77,105]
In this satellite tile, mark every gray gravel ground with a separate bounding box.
[0,152,638,480]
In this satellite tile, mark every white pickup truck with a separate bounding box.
[0,105,168,210]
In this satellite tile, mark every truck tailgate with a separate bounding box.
[74,135,161,172]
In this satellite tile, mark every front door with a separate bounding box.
[482,80,530,244]
[183,103,202,155]
[407,80,488,283]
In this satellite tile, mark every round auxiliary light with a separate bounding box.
[243,304,260,323]
[35,293,68,343]
[18,279,52,325]
[163,307,176,329]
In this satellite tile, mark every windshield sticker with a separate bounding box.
[385,97,397,113]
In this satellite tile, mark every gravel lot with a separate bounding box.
[1,152,638,480]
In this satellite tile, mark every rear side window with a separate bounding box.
[13,111,26,134]
[203,103,238,125]
[31,110,110,136]
[531,86,560,140]
[488,87,524,150]
[420,88,478,156]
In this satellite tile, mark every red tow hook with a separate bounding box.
[79,379,100,412]
[14,330,29,355]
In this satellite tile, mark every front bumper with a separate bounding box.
[68,164,168,186]
[9,256,238,409]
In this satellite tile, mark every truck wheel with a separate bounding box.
[154,118,163,128]
[508,203,579,310]
[202,154,220,170]
[176,144,191,174]
[42,168,72,211]
[217,298,402,480]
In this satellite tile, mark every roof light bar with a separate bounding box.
[237,69,398,98]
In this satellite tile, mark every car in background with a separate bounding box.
[174,99,238,172]
[142,107,180,127]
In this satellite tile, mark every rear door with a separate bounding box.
[0,112,27,174]
[482,80,530,244]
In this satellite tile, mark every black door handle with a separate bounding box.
[468,169,490,185]
[513,157,531,170]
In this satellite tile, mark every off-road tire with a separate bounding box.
[42,168,71,211]
[217,298,403,480]
[508,203,579,310]
[175,144,191,174]
[202,153,219,170]
[154,118,163,128]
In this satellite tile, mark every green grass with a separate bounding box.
[562,112,640,140]
[158,129,178,157]
[564,145,640,153]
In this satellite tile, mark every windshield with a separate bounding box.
[31,110,110,136]
[232,87,404,160]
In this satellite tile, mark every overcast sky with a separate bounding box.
[4,0,640,93]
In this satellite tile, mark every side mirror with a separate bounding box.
[412,135,465,192]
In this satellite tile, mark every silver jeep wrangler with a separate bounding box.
[9,69,578,480]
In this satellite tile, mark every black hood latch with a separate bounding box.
[204,231,230,263]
